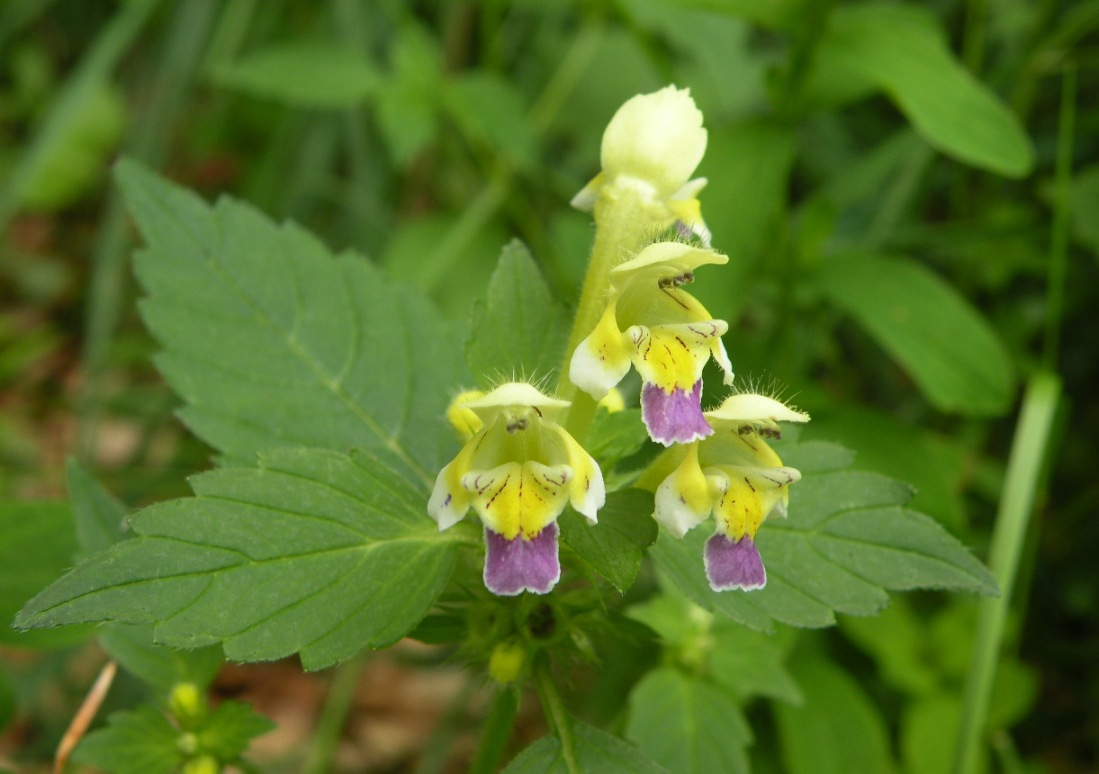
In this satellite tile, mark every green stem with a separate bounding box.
[468,686,519,774]
[557,185,660,441]
[302,654,368,774]
[952,372,1060,774]
[533,660,579,774]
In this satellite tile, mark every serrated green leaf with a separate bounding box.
[626,668,751,774]
[197,700,274,761]
[66,458,129,556]
[806,4,1033,176]
[586,408,650,466]
[214,42,380,108]
[651,445,997,630]
[815,253,1016,415]
[559,489,657,593]
[775,656,894,774]
[502,720,669,774]
[115,159,466,479]
[17,448,464,670]
[71,706,182,774]
[0,501,91,648]
[466,240,570,388]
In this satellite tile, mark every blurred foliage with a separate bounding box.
[1,0,1097,771]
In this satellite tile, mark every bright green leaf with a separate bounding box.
[446,73,536,169]
[0,501,90,648]
[807,4,1033,176]
[710,622,803,705]
[116,159,467,478]
[376,24,442,164]
[586,408,650,467]
[71,706,182,774]
[901,694,969,774]
[17,448,464,670]
[214,43,380,108]
[651,442,997,631]
[626,668,751,774]
[627,588,802,704]
[466,240,570,387]
[775,656,894,774]
[502,720,669,773]
[559,489,657,593]
[815,252,1016,415]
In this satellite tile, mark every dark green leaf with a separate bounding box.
[66,458,128,556]
[559,489,657,593]
[775,656,894,774]
[502,720,669,773]
[806,4,1033,176]
[197,700,275,761]
[116,159,466,477]
[626,668,751,774]
[651,443,997,630]
[17,448,465,670]
[0,501,90,648]
[71,707,182,774]
[99,624,223,691]
[214,43,380,108]
[815,253,1015,415]
[466,240,570,388]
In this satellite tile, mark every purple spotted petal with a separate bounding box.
[484,523,561,596]
[704,533,767,591]
[641,380,713,446]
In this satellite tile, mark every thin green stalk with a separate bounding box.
[1042,63,1075,372]
[952,372,1060,774]
[302,654,368,774]
[468,685,519,774]
[533,661,578,774]
[556,186,659,441]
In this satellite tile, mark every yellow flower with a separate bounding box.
[569,241,733,445]
[642,394,809,591]
[428,382,605,595]
[571,86,711,244]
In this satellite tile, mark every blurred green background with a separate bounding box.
[1,0,1096,771]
